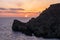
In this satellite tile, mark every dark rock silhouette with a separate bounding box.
[12,3,60,38]
[12,20,33,36]
[12,20,26,31]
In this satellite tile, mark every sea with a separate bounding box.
[0,17,59,40]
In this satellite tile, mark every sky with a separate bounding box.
[0,0,60,17]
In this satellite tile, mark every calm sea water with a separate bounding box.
[0,17,59,40]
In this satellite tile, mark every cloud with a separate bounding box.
[0,8,25,10]
[0,8,7,10]
[0,8,25,13]
[9,8,25,10]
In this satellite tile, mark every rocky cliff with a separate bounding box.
[12,3,60,38]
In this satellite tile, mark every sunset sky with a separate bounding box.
[0,0,60,17]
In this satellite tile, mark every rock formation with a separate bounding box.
[12,3,60,38]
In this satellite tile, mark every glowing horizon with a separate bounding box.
[0,12,39,18]
[0,0,60,17]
